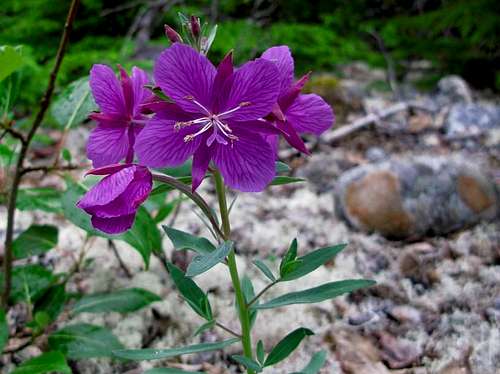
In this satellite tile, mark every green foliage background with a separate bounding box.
[1,0,499,109]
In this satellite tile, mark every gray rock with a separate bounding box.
[444,103,500,143]
[335,155,498,239]
[436,75,473,105]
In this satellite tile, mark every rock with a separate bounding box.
[444,103,500,145]
[436,75,473,105]
[335,155,498,239]
[377,331,423,369]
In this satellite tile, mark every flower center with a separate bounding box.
[175,98,251,147]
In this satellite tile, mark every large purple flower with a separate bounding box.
[88,64,152,167]
[77,164,152,234]
[136,44,281,192]
[261,46,334,154]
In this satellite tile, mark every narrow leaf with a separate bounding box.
[12,225,58,259]
[280,244,346,282]
[232,355,262,372]
[270,176,305,186]
[17,187,61,213]
[193,320,215,336]
[241,276,258,328]
[301,350,328,374]
[254,279,376,310]
[264,328,314,367]
[72,288,161,314]
[113,338,239,360]
[256,340,265,365]
[280,239,298,276]
[11,351,71,374]
[0,308,7,353]
[275,161,290,173]
[253,259,276,282]
[186,241,232,277]
[163,226,215,255]
[48,323,123,359]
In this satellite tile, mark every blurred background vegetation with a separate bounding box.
[1,0,499,111]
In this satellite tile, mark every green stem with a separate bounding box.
[213,170,255,374]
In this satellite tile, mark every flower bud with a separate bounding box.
[190,16,201,38]
[164,24,182,43]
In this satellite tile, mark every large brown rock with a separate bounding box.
[335,155,498,239]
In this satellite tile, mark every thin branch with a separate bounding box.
[20,164,81,176]
[215,321,242,338]
[247,280,279,308]
[0,123,26,144]
[109,240,133,278]
[1,0,80,308]
[369,30,400,100]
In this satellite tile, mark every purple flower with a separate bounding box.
[88,64,152,168]
[77,164,152,234]
[136,44,281,192]
[261,46,334,154]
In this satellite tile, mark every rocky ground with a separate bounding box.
[1,63,499,373]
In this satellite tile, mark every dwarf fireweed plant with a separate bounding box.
[1,9,374,373]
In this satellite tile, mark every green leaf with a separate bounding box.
[62,148,72,163]
[254,279,376,310]
[264,328,314,367]
[270,176,305,186]
[1,70,22,115]
[280,244,347,282]
[232,355,262,372]
[48,323,123,359]
[280,259,303,278]
[275,161,290,173]
[72,288,161,314]
[186,241,232,277]
[256,340,265,365]
[12,224,58,259]
[299,350,327,374]
[17,187,61,213]
[0,265,55,304]
[167,263,212,320]
[253,259,276,282]
[150,176,192,196]
[145,369,204,374]
[280,239,298,277]
[0,308,8,353]
[113,338,239,360]
[193,320,215,337]
[34,284,66,323]
[51,76,96,129]
[241,276,258,328]
[0,46,24,82]
[11,351,71,374]
[163,226,215,255]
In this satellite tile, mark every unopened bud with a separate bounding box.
[190,16,201,37]
[164,24,182,43]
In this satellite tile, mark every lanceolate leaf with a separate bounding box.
[11,351,71,374]
[48,323,123,359]
[280,244,347,282]
[254,279,376,310]
[280,238,298,277]
[113,338,239,360]
[256,340,265,365]
[264,328,314,367]
[163,226,215,255]
[167,263,212,320]
[72,288,161,314]
[17,187,62,213]
[275,161,290,173]
[300,350,328,374]
[12,225,58,259]
[0,308,8,353]
[2,265,55,304]
[193,320,215,336]
[270,176,305,186]
[232,355,262,372]
[186,241,232,277]
[241,276,258,328]
[253,259,276,282]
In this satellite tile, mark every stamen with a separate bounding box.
[218,101,252,118]
[183,95,210,115]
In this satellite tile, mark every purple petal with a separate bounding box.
[87,122,130,168]
[213,129,275,192]
[278,73,310,110]
[118,65,134,115]
[191,142,212,192]
[77,166,136,209]
[211,51,234,112]
[91,214,135,234]
[261,46,294,95]
[266,135,280,158]
[86,164,131,176]
[154,44,216,114]
[286,93,334,136]
[221,59,279,122]
[131,66,151,117]
[90,64,127,117]
[231,120,282,136]
[135,119,202,167]
[277,120,310,155]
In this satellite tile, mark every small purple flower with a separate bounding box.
[88,64,152,168]
[136,44,281,192]
[261,46,334,154]
[77,164,152,234]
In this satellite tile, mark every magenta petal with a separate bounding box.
[261,46,294,95]
[222,59,279,122]
[90,64,127,116]
[87,123,129,168]
[213,129,275,192]
[135,119,202,167]
[154,44,216,114]
[211,52,234,112]
[131,66,151,116]
[91,214,135,234]
[286,93,334,136]
[278,120,310,155]
[86,164,131,176]
[278,73,310,110]
[191,142,212,192]
[266,135,280,158]
[231,120,282,136]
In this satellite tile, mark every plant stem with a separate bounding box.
[213,170,255,374]
[247,279,279,308]
[1,0,80,308]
